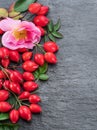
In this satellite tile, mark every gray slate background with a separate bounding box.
[1,0,97,130]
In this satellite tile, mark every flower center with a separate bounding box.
[13,29,27,40]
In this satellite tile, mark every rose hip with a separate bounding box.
[19,106,32,121]
[10,70,23,84]
[33,16,49,27]
[37,6,49,15]
[0,79,3,89]
[29,94,41,104]
[18,91,30,100]
[0,47,9,59]
[1,58,10,68]
[10,109,19,123]
[23,72,34,81]
[0,102,12,112]
[43,41,59,53]
[0,70,6,79]
[10,82,21,95]
[9,50,20,62]
[17,48,28,53]
[37,26,46,36]
[34,53,45,66]
[29,104,42,113]
[28,3,42,14]
[22,60,39,72]
[0,90,9,101]
[3,80,10,90]
[23,81,38,92]
[44,52,57,64]
[22,52,33,61]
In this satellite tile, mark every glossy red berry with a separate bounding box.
[33,16,49,27]
[0,47,9,59]
[3,80,10,90]
[0,79,3,89]
[10,70,23,84]
[28,3,42,14]
[34,53,44,66]
[43,41,59,53]
[18,91,30,100]
[19,106,32,121]
[0,70,6,79]
[0,102,12,112]
[37,26,46,36]
[23,81,38,92]
[29,104,42,113]
[10,82,21,95]
[1,58,10,68]
[22,52,33,61]
[0,90,9,101]
[37,6,49,15]
[23,72,34,81]
[29,94,41,104]
[22,60,39,72]
[10,109,19,123]
[44,52,57,64]
[9,50,20,62]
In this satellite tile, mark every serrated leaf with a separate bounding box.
[48,34,56,42]
[47,20,54,32]
[0,123,19,130]
[54,19,61,31]
[14,0,37,12]
[0,113,9,121]
[0,8,8,18]
[52,31,63,38]
[39,62,48,74]
[33,70,40,79]
[39,74,49,81]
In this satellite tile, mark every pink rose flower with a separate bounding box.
[0,18,41,50]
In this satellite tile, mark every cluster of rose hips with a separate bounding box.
[0,40,58,123]
[28,2,49,36]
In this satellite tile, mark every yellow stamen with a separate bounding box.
[13,29,27,40]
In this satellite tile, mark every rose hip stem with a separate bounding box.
[36,44,45,54]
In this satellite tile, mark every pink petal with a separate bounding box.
[0,18,21,31]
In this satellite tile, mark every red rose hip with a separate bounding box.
[44,52,57,64]
[29,94,41,104]
[30,104,42,113]
[34,53,44,66]
[0,102,12,112]
[10,109,19,123]
[19,106,32,121]
[23,81,38,92]
[33,16,49,27]
[28,3,42,14]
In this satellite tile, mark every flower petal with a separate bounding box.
[0,18,21,31]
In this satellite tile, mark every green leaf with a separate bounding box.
[52,31,63,39]
[33,70,40,79]
[47,20,54,32]
[0,113,9,121]
[54,19,61,31]
[39,62,48,74]
[0,123,20,130]
[39,74,49,81]
[48,34,56,42]
[44,35,48,42]
[14,0,37,12]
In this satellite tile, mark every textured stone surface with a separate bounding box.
[1,0,97,130]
